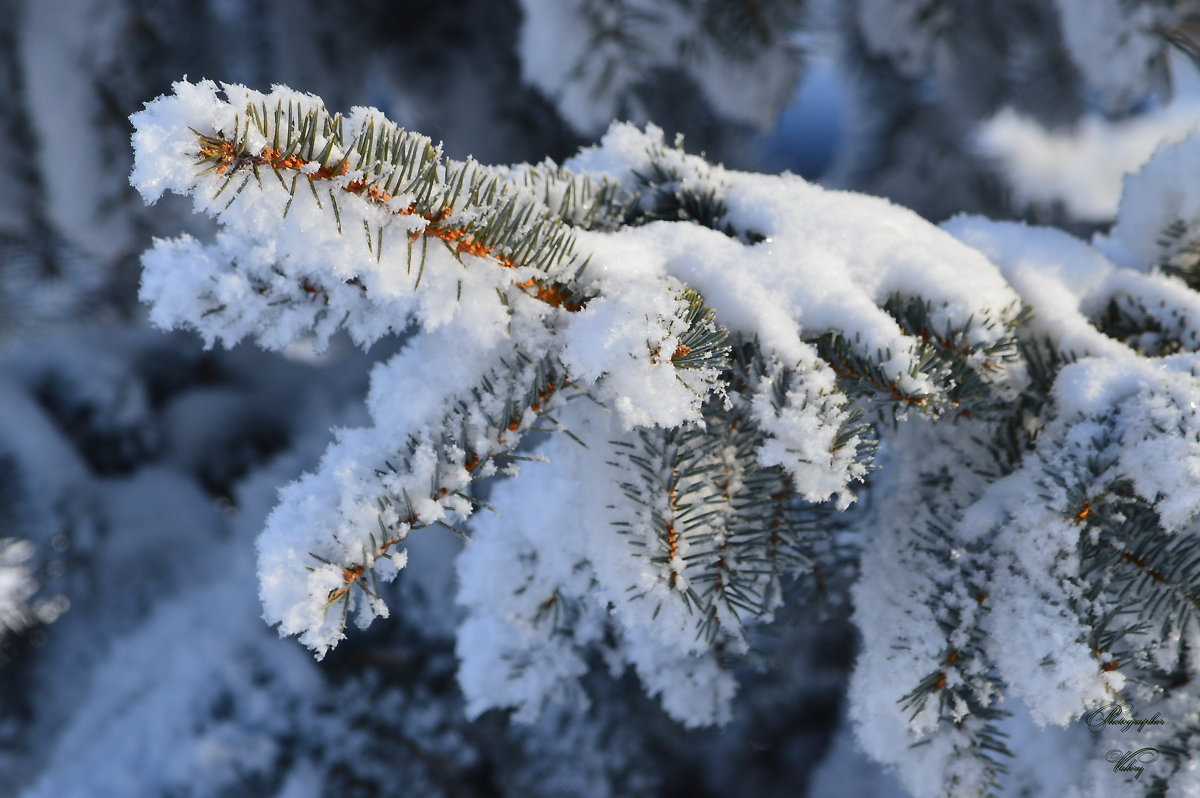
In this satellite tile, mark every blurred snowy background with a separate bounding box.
[3,1,1200,796]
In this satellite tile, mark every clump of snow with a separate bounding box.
[1100,125,1200,271]
[975,105,1200,223]
[0,539,41,636]
[946,216,1200,358]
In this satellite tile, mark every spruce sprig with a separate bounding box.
[814,296,1027,417]
[320,348,576,631]
[1094,293,1196,356]
[897,514,1012,796]
[1156,218,1200,290]
[668,288,730,371]
[192,95,591,300]
[610,336,871,649]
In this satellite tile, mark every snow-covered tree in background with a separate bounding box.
[515,0,808,137]
[10,1,1200,797]
[806,0,1200,230]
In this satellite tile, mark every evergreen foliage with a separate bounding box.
[10,2,1200,797]
[124,60,1200,794]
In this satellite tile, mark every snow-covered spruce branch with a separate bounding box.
[133,81,1200,772]
[128,79,1200,795]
